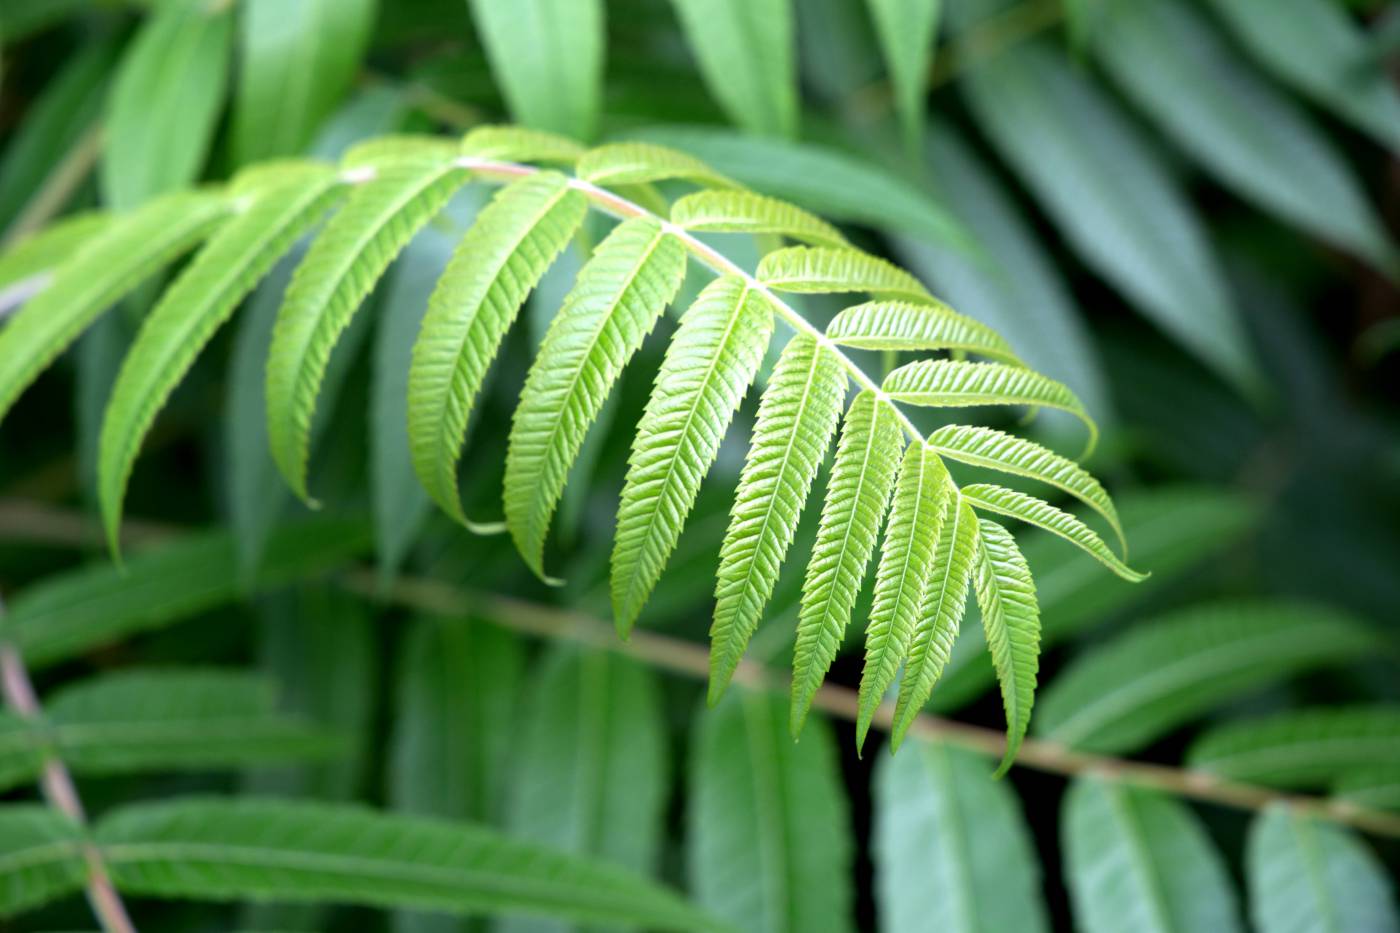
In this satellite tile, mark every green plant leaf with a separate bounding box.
[826,300,1022,365]
[1063,778,1243,933]
[960,483,1143,581]
[891,121,1109,420]
[506,216,687,579]
[0,190,227,427]
[667,0,797,137]
[1333,768,1400,813]
[866,0,940,153]
[0,519,367,669]
[267,153,470,502]
[1037,602,1377,754]
[93,798,725,931]
[408,172,587,525]
[501,648,669,933]
[883,360,1097,454]
[857,441,950,750]
[462,125,587,164]
[101,0,231,209]
[890,493,976,750]
[955,34,1257,392]
[1188,707,1400,788]
[98,164,343,553]
[689,692,853,933]
[931,485,1258,712]
[1248,806,1400,933]
[875,738,1048,933]
[577,142,736,189]
[0,211,107,295]
[466,0,603,140]
[0,669,338,793]
[709,333,847,702]
[0,807,85,918]
[756,246,931,302]
[1208,0,1400,153]
[973,517,1038,775]
[1094,0,1397,272]
[232,0,377,162]
[629,126,971,250]
[611,276,775,634]
[671,189,848,247]
[792,390,903,734]
[929,424,1120,545]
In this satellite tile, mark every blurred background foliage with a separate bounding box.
[0,0,1398,930]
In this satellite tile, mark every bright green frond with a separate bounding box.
[928,423,1124,552]
[505,217,688,579]
[973,517,1040,775]
[408,172,587,525]
[611,276,775,634]
[460,124,586,164]
[857,441,951,752]
[825,299,1023,365]
[0,211,108,292]
[99,165,343,555]
[670,189,848,247]
[265,157,470,503]
[341,135,458,169]
[0,190,226,427]
[756,245,932,302]
[890,493,976,751]
[961,483,1144,581]
[792,390,904,735]
[709,333,848,703]
[884,359,1098,456]
[576,141,737,189]
[0,807,86,917]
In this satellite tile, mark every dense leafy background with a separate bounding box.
[1,0,1398,930]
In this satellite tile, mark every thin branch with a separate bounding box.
[346,570,1400,840]
[0,597,137,933]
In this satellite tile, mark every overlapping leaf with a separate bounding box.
[826,300,1021,364]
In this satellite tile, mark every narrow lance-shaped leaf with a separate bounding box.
[0,212,108,297]
[668,0,798,138]
[866,0,941,153]
[505,217,687,580]
[461,125,586,164]
[100,0,231,209]
[973,517,1039,774]
[890,492,976,750]
[1207,0,1400,154]
[857,442,950,751]
[232,0,376,163]
[928,423,1123,551]
[792,390,903,735]
[826,300,1023,365]
[1036,602,1376,755]
[757,246,931,302]
[611,276,775,634]
[0,807,86,918]
[466,0,603,140]
[671,189,848,247]
[98,165,344,553]
[1094,0,1397,272]
[709,333,847,702]
[266,152,470,502]
[689,693,854,933]
[0,190,226,427]
[408,172,587,526]
[960,483,1144,581]
[884,359,1098,456]
[875,739,1049,933]
[1188,707,1400,787]
[1248,806,1400,933]
[1063,778,1243,933]
[0,669,340,793]
[94,798,726,931]
[576,142,737,189]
